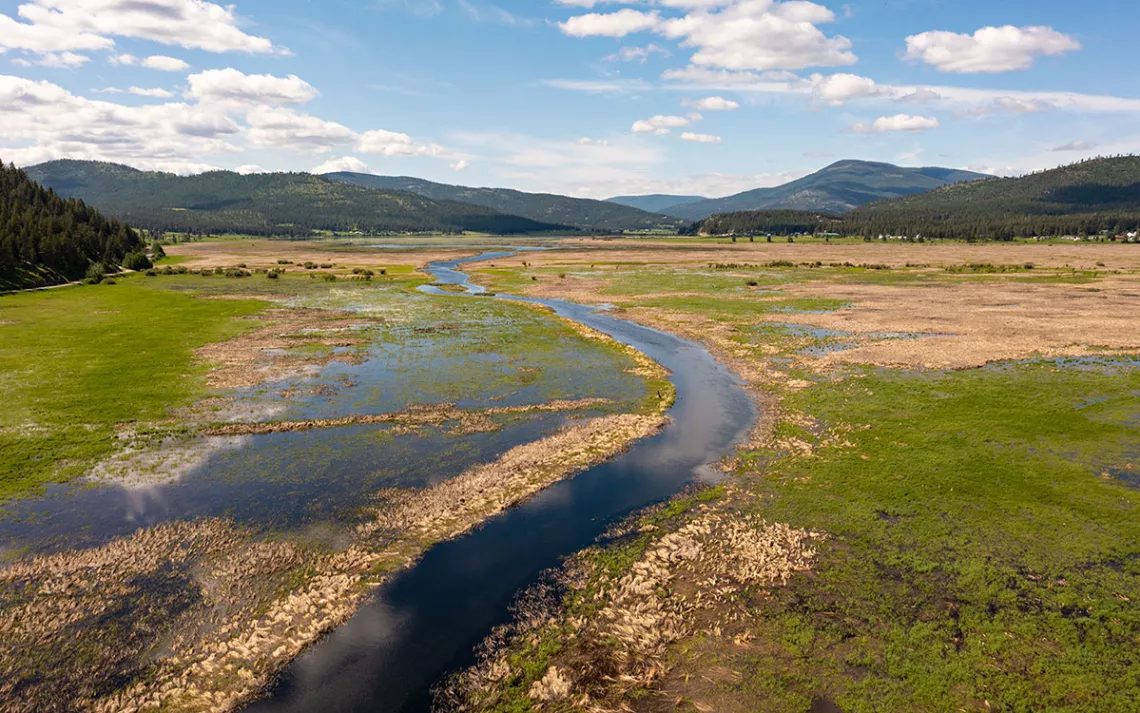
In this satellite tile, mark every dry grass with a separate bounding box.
[200,399,613,437]
[449,493,820,712]
[166,241,477,271]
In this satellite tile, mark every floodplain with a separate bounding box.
[2,236,1138,713]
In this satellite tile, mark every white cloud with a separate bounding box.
[235,164,266,174]
[187,68,318,106]
[142,55,189,72]
[1050,140,1096,152]
[904,25,1080,74]
[577,137,610,146]
[312,156,371,174]
[33,51,90,67]
[0,0,279,56]
[245,107,355,152]
[632,113,693,134]
[559,9,660,37]
[128,86,173,97]
[356,129,444,156]
[688,95,738,111]
[809,72,885,106]
[456,0,534,26]
[680,131,721,143]
[851,114,940,134]
[560,1,856,72]
[450,159,469,171]
[605,43,670,63]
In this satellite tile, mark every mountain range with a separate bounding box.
[323,173,681,232]
[691,156,1140,240]
[623,160,989,220]
[23,161,571,236]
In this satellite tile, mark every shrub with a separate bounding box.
[144,269,157,277]
[277,259,293,265]
[267,271,280,280]
[85,262,107,284]
[745,279,759,287]
[122,252,152,271]
[150,242,166,260]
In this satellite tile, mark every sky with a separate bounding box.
[0,0,1137,199]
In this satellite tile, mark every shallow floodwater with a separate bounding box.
[0,276,645,557]
[246,252,757,713]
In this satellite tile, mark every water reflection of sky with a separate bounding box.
[0,284,645,559]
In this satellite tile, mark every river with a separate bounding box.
[245,250,757,712]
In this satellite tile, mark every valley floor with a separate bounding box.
[445,238,1140,713]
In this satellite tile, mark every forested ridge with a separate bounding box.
[1,159,142,289]
[689,157,1140,240]
[324,172,683,232]
[25,161,571,236]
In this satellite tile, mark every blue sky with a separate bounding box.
[1,0,1136,198]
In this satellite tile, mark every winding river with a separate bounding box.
[245,251,757,713]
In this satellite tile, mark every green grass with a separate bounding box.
[0,277,267,499]
[731,361,1140,712]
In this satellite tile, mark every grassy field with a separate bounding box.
[0,277,267,499]
[451,244,1140,713]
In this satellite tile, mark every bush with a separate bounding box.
[267,271,280,280]
[122,252,152,271]
[145,269,157,277]
[150,242,166,261]
[85,262,107,284]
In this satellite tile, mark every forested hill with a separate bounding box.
[662,160,988,220]
[688,157,1140,240]
[25,161,570,236]
[605,194,706,213]
[324,172,684,232]
[844,156,1140,239]
[1,159,143,289]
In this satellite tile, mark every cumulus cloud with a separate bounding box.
[680,131,721,143]
[809,73,886,106]
[631,113,693,134]
[0,0,279,57]
[904,25,1080,73]
[235,164,266,174]
[560,1,856,72]
[245,106,355,152]
[312,156,371,174]
[187,68,318,106]
[142,55,189,72]
[356,129,444,156]
[688,95,738,111]
[0,72,449,173]
[450,159,469,171]
[32,51,91,67]
[851,114,940,134]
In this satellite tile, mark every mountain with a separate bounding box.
[24,161,569,236]
[0,159,143,289]
[664,160,989,220]
[324,173,683,232]
[689,156,1140,240]
[605,194,706,213]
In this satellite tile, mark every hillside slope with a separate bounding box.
[324,173,683,232]
[666,160,988,220]
[690,157,1140,240]
[605,194,706,213]
[1,159,142,289]
[25,161,568,236]
[845,156,1140,238]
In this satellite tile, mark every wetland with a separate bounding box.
[2,237,1139,713]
